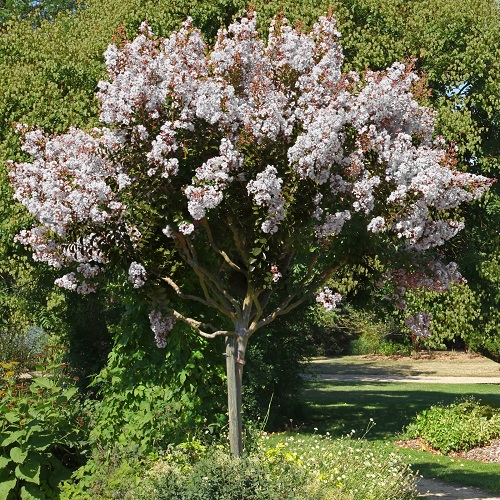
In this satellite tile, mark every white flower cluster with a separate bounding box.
[270,264,282,283]
[128,261,147,288]
[54,273,96,295]
[185,138,243,220]
[247,166,285,234]
[315,210,351,239]
[9,127,120,239]
[149,310,176,348]
[8,13,492,296]
[316,287,342,312]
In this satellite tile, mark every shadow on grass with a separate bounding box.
[296,381,500,440]
[308,360,433,377]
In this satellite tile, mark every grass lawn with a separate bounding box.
[292,375,500,494]
[308,353,500,378]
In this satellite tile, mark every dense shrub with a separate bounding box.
[0,347,87,499]
[244,306,315,430]
[405,397,500,453]
[341,308,411,356]
[144,435,417,500]
[62,433,417,499]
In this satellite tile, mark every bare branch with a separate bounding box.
[175,233,240,319]
[251,259,347,333]
[183,235,242,313]
[254,295,308,330]
[161,276,214,308]
[227,214,251,263]
[168,308,236,339]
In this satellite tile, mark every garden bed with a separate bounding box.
[397,438,500,464]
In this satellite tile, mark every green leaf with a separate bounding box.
[0,478,17,498]
[4,412,20,423]
[21,482,45,499]
[33,377,54,389]
[251,247,262,256]
[10,447,27,464]
[0,456,11,469]
[0,430,24,447]
[63,387,78,399]
[24,434,52,451]
[16,457,41,485]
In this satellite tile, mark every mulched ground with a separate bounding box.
[395,438,500,463]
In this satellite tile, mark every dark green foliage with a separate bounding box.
[405,397,500,454]
[62,293,114,389]
[0,348,87,499]
[244,307,315,430]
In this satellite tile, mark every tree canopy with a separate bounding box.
[9,12,491,455]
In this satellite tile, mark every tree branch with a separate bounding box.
[201,218,245,274]
[175,233,240,319]
[251,259,347,333]
[161,276,215,308]
[183,235,242,313]
[168,308,236,339]
[253,295,308,330]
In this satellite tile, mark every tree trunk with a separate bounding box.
[225,334,247,458]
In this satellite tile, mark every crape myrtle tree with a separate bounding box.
[9,13,491,456]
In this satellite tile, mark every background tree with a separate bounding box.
[9,13,491,456]
[0,0,81,25]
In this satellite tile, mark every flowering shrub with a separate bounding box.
[8,12,492,455]
[0,347,87,499]
[261,434,417,500]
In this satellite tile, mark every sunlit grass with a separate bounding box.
[293,379,500,494]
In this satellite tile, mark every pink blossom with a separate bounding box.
[270,264,282,283]
[149,310,176,348]
[316,287,342,312]
[405,312,432,338]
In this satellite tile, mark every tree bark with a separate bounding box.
[225,333,247,458]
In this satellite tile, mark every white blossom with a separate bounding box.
[316,287,342,312]
[128,261,147,288]
[178,222,195,235]
[149,310,176,348]
[247,166,285,234]
[8,13,492,297]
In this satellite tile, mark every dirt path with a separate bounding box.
[417,477,500,499]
